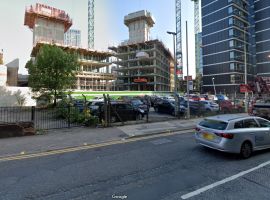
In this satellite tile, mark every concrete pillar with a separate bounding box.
[77,77,80,90]
[106,80,109,91]
[106,66,109,73]
[154,84,156,91]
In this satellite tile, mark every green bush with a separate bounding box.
[82,115,99,127]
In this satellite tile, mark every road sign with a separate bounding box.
[240,86,251,93]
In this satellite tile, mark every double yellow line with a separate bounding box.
[0,129,193,163]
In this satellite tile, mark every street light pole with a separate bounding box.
[167,31,178,116]
[186,21,190,119]
[212,78,216,95]
[244,26,250,113]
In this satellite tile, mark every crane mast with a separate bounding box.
[175,0,183,91]
[88,0,94,49]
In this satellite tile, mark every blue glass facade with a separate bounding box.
[201,0,270,94]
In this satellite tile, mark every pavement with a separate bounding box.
[0,113,249,158]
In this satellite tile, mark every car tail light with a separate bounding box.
[195,127,200,131]
[88,107,92,109]
[210,105,214,107]
[194,105,198,107]
[215,133,234,139]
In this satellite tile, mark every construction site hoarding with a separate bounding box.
[134,79,147,83]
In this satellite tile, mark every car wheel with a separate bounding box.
[238,107,243,112]
[155,107,159,112]
[206,108,211,113]
[93,110,98,116]
[223,107,229,113]
[171,109,175,116]
[240,141,252,159]
[110,115,117,123]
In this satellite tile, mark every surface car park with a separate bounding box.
[101,102,144,123]
[154,100,186,116]
[195,114,270,158]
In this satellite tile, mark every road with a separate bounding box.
[1,130,270,200]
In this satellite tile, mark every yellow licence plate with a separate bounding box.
[202,133,214,140]
[260,110,268,113]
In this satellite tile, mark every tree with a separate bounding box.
[26,44,81,106]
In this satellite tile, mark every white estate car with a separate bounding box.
[195,114,270,158]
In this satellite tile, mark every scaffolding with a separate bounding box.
[24,3,72,33]
[88,0,94,49]
[175,0,183,91]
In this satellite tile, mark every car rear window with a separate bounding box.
[199,119,228,130]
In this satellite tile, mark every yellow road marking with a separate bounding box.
[0,129,193,163]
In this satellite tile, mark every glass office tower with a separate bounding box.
[201,0,270,94]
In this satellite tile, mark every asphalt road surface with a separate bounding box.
[1,130,270,200]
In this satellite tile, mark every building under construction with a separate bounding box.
[109,10,177,91]
[24,3,115,91]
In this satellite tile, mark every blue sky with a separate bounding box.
[0,0,196,77]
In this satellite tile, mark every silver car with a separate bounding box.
[195,114,270,158]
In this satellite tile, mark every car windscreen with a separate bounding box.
[131,100,143,105]
[199,119,228,130]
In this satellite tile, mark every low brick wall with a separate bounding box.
[0,122,35,138]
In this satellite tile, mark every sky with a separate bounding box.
[0,0,196,78]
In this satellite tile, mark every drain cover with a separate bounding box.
[149,138,172,145]
[243,167,270,188]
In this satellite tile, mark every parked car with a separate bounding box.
[151,97,162,107]
[234,99,250,112]
[202,94,210,100]
[86,100,105,115]
[133,97,151,108]
[216,94,229,100]
[127,99,148,112]
[200,100,219,112]
[209,95,218,100]
[180,100,206,114]
[189,95,199,101]
[72,99,86,107]
[92,97,104,101]
[214,100,237,112]
[117,96,133,102]
[195,115,270,158]
[101,102,145,123]
[154,100,187,116]
[161,96,174,101]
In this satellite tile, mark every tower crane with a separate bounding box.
[88,0,94,49]
[175,0,183,91]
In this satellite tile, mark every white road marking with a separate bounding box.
[181,160,270,199]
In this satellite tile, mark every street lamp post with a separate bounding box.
[212,78,216,95]
[244,26,250,113]
[167,31,178,116]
